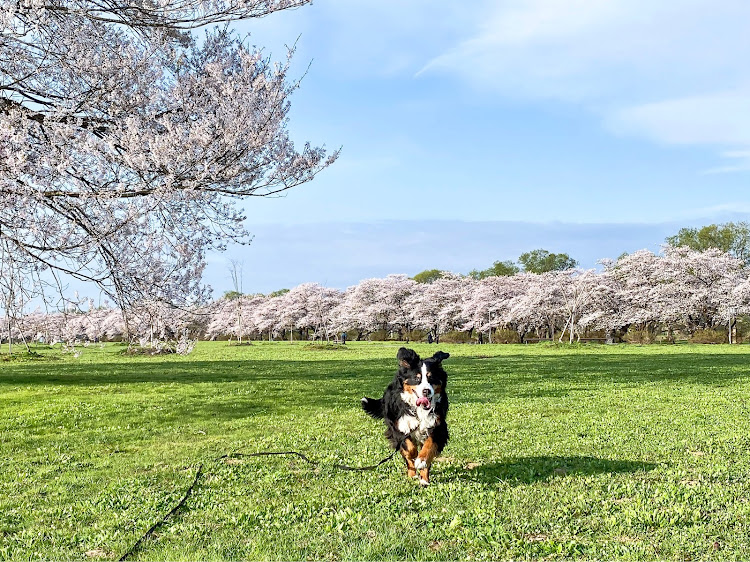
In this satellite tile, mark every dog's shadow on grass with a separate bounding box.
[441,455,658,486]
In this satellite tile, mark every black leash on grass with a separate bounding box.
[214,448,400,471]
[117,449,399,560]
[118,464,204,561]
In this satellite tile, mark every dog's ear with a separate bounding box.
[431,351,450,363]
[397,347,420,369]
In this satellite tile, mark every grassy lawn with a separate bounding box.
[3,341,750,560]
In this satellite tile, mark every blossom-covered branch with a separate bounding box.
[1,0,337,309]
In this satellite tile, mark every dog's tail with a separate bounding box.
[360,397,384,419]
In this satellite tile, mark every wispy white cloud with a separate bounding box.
[606,90,750,145]
[673,202,750,218]
[237,1,750,178]
[417,0,750,167]
[239,0,477,78]
[702,150,750,175]
[419,0,750,100]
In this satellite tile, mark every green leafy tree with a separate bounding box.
[412,269,445,284]
[469,260,520,279]
[518,249,578,274]
[666,222,750,265]
[268,288,290,298]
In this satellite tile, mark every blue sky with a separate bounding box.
[205,0,750,295]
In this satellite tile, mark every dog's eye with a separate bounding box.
[416,375,422,382]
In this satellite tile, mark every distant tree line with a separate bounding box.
[412,248,578,284]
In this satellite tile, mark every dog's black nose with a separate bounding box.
[422,388,431,397]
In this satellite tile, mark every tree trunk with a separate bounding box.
[559,316,571,343]
[569,313,575,344]
[518,330,526,344]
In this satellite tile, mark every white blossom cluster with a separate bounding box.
[5,246,749,345]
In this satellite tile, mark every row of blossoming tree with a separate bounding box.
[4,245,749,349]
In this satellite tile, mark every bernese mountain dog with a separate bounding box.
[361,347,450,486]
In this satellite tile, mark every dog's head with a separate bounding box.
[397,347,450,410]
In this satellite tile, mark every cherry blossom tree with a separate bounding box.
[126,299,203,347]
[610,247,744,341]
[252,292,286,340]
[206,293,265,341]
[577,263,629,343]
[227,260,246,343]
[277,283,343,341]
[462,274,528,340]
[607,250,669,340]
[1,0,337,310]
[506,273,564,342]
[335,275,417,339]
[407,273,470,342]
[730,278,750,342]
[550,269,605,343]
[0,240,42,352]
[662,246,744,336]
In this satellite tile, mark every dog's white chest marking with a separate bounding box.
[395,404,439,445]
[396,413,419,435]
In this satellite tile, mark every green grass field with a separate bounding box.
[3,342,750,560]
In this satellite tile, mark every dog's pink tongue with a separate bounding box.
[416,397,431,409]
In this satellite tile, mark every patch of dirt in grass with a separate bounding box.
[304,343,349,351]
[1,351,56,362]
[617,536,640,544]
[429,540,445,552]
[434,456,482,470]
[84,548,110,558]
[120,347,170,356]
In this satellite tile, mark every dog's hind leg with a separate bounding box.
[399,438,419,479]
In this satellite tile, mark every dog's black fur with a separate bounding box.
[361,347,450,485]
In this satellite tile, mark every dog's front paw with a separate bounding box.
[415,458,427,470]
[419,478,429,486]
